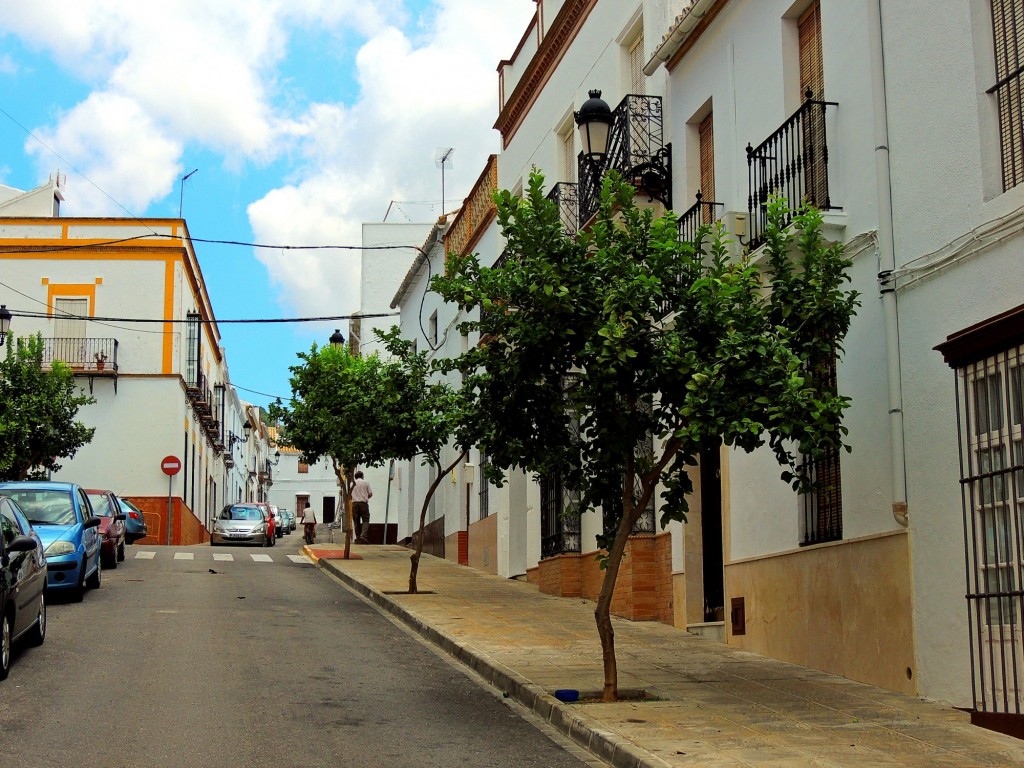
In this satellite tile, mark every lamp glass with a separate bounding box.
[579,121,610,159]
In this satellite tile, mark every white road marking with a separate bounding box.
[135,551,156,559]
[173,552,195,560]
[287,554,313,564]
[212,553,234,561]
[250,554,273,562]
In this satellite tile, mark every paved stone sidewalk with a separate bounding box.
[306,544,1024,768]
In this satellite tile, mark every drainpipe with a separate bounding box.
[868,0,908,527]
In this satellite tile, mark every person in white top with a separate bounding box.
[350,470,373,543]
[300,502,317,544]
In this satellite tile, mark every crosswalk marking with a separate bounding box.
[128,549,313,565]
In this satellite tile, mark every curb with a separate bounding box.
[316,557,674,768]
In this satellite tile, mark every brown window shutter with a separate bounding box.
[798,2,824,100]
[629,33,646,95]
[699,113,715,221]
[992,0,1024,190]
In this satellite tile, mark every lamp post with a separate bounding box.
[0,305,11,347]
[575,89,613,163]
[329,328,346,349]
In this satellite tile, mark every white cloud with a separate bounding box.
[28,92,181,217]
[248,0,537,316]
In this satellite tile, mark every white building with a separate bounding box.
[0,177,268,544]
[390,0,1024,735]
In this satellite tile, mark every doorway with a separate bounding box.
[322,496,336,525]
[699,444,724,623]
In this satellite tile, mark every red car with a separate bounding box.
[254,502,276,546]
[85,489,127,568]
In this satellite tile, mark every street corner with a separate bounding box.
[304,543,363,561]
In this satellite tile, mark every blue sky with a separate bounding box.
[0,0,535,408]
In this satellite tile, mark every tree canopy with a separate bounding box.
[0,334,96,481]
[431,171,859,699]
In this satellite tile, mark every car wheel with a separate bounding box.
[71,562,86,603]
[86,557,101,590]
[103,549,117,569]
[0,612,11,680]
[27,592,45,647]
[117,541,125,562]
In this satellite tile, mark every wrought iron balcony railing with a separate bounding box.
[546,182,579,235]
[677,191,724,244]
[746,90,838,250]
[43,337,118,373]
[578,94,671,229]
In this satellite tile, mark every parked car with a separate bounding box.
[1,496,47,680]
[270,505,285,539]
[254,503,276,545]
[116,496,148,543]
[211,503,270,546]
[0,481,101,602]
[84,489,126,569]
[279,508,296,533]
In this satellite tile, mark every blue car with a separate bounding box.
[115,495,148,543]
[0,482,102,602]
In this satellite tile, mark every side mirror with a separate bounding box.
[84,516,102,529]
[7,535,38,553]
[113,513,127,522]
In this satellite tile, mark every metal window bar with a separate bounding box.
[479,452,490,519]
[745,91,838,250]
[42,337,119,372]
[956,344,1024,720]
[577,94,670,229]
[540,473,581,559]
[185,312,201,388]
[547,182,579,235]
[989,0,1024,191]
[799,351,843,545]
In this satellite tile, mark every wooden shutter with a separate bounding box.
[699,113,715,220]
[992,0,1024,190]
[562,128,575,182]
[798,2,824,100]
[629,33,646,95]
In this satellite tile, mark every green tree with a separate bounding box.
[270,342,393,557]
[0,334,96,480]
[432,171,859,701]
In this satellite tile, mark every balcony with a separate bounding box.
[43,337,119,392]
[578,94,671,229]
[745,90,838,250]
[445,154,498,258]
[546,182,579,236]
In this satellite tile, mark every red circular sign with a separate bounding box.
[161,455,182,476]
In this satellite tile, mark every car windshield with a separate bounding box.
[86,493,113,517]
[118,497,142,514]
[0,489,77,525]
[221,506,261,521]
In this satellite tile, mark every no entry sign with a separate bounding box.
[161,455,182,476]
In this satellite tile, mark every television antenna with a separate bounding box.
[435,147,454,212]
[179,168,198,218]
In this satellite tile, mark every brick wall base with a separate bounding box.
[535,532,673,624]
[125,496,206,546]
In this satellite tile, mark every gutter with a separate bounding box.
[643,0,718,76]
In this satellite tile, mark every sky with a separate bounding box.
[0,0,536,409]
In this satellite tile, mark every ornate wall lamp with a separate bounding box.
[0,305,12,347]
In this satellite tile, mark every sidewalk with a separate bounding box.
[304,543,1024,768]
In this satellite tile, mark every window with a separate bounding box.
[560,126,576,183]
[478,452,490,519]
[990,0,1024,190]
[53,297,87,365]
[298,461,309,474]
[798,2,828,206]
[699,112,715,221]
[628,32,646,95]
[799,351,843,545]
[428,310,438,348]
[186,311,202,388]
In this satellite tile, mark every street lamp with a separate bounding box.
[271,450,281,466]
[0,305,11,347]
[575,90,613,162]
[329,328,346,349]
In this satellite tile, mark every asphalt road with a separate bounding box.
[1,533,594,768]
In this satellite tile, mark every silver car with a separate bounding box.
[211,503,270,546]
[270,505,286,539]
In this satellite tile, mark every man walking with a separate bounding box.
[351,470,372,544]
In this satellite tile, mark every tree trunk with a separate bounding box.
[409,450,467,594]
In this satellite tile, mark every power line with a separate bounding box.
[5,309,400,325]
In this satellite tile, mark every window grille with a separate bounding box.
[954,343,1024,720]
[478,452,490,519]
[540,472,581,558]
[989,0,1024,190]
[799,351,843,545]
